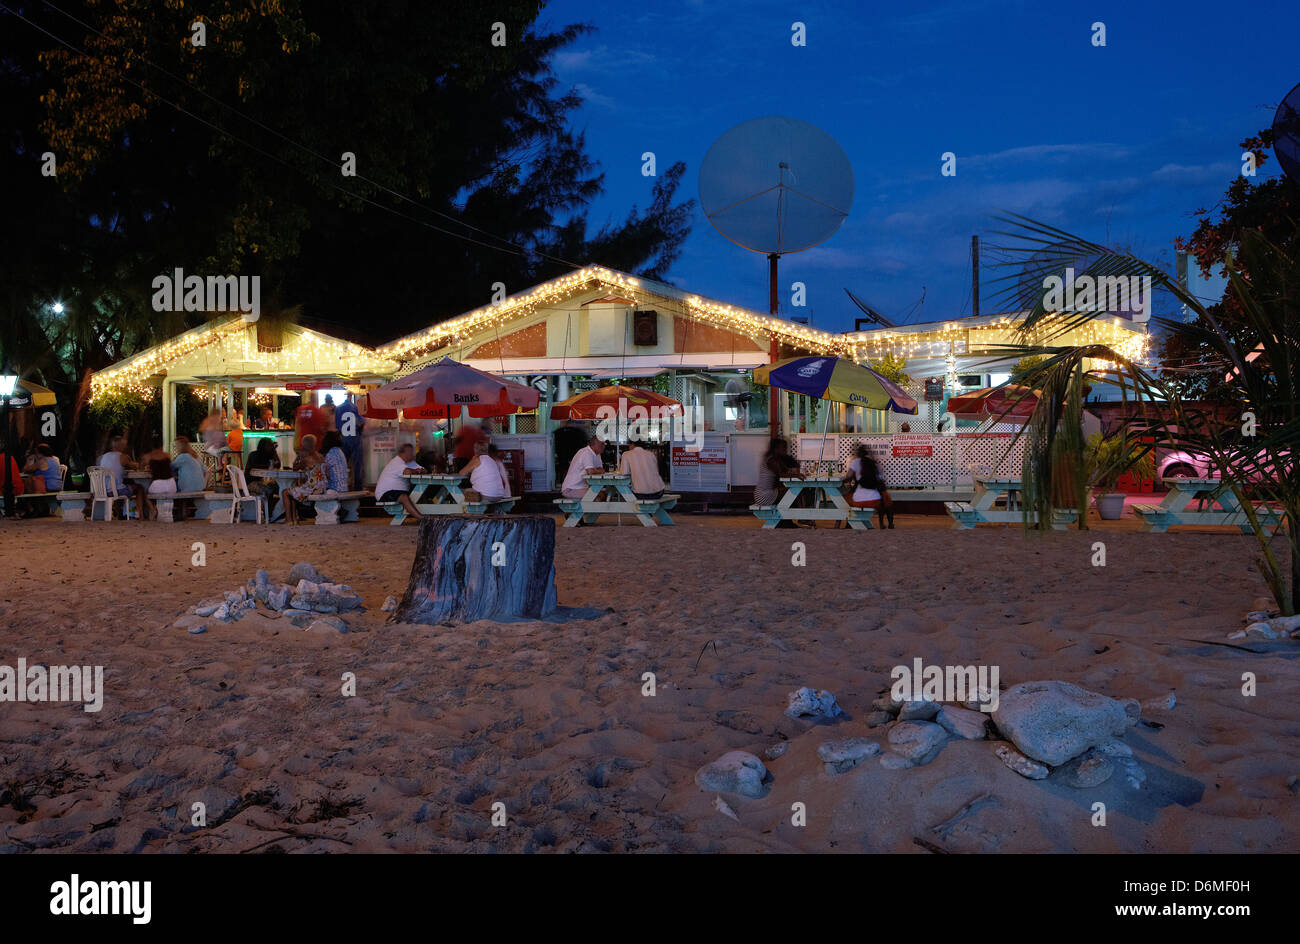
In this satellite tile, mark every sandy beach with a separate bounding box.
[0,513,1296,854]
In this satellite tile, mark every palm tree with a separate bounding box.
[985,215,1299,615]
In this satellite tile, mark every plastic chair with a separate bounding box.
[88,466,131,521]
[225,465,266,524]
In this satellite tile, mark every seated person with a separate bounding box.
[170,438,207,520]
[244,438,281,499]
[374,443,426,521]
[843,445,895,529]
[560,435,605,499]
[22,443,62,494]
[617,439,665,499]
[0,450,25,499]
[319,431,349,493]
[145,457,177,517]
[461,441,510,503]
[141,434,170,465]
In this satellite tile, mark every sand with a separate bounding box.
[0,513,1297,853]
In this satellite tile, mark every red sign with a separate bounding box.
[891,433,934,457]
[285,381,335,390]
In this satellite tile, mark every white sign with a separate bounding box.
[796,434,839,462]
[671,433,728,490]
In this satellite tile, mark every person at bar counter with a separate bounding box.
[618,439,665,499]
[374,442,426,521]
[561,435,605,499]
[844,444,895,529]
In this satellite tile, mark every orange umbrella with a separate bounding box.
[549,384,683,420]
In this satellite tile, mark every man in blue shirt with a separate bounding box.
[334,391,364,489]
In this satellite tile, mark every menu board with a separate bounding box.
[670,434,729,490]
[892,433,935,457]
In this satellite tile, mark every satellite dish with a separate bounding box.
[699,116,854,256]
[1272,80,1300,184]
[699,117,854,324]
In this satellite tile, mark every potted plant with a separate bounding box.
[1084,432,1154,519]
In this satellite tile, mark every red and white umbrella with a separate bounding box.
[361,356,539,420]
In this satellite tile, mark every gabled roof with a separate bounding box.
[378,265,845,363]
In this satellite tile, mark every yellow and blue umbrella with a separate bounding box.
[752,355,918,414]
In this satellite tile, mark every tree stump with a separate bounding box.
[394,515,558,623]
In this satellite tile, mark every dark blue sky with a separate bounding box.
[542,0,1296,331]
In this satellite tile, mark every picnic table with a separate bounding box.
[382,472,517,525]
[750,476,874,529]
[554,473,677,527]
[945,476,1078,529]
[1134,477,1284,532]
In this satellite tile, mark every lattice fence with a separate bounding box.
[798,434,1024,487]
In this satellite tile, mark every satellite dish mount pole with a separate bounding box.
[769,252,781,434]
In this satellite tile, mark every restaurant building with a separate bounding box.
[89,265,1150,494]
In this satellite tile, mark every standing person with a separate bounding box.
[334,391,364,488]
[199,410,226,455]
[451,423,488,472]
[560,435,605,499]
[320,431,349,493]
[375,443,426,521]
[844,444,895,529]
[462,441,510,502]
[293,397,326,451]
[618,439,665,499]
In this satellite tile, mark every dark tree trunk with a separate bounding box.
[394,515,558,623]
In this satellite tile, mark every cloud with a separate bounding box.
[573,83,617,110]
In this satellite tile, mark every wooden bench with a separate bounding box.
[301,490,369,525]
[387,495,519,523]
[555,493,679,527]
[54,491,92,522]
[750,503,876,529]
[150,490,208,522]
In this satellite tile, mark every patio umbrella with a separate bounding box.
[549,384,683,421]
[752,355,917,468]
[10,379,57,408]
[752,356,918,414]
[360,357,540,420]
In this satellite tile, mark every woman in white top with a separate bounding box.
[843,445,895,528]
[461,442,510,501]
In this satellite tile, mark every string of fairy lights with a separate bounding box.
[89,267,1150,398]
[89,318,399,401]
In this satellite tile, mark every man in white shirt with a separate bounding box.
[375,443,426,521]
[617,440,665,498]
[561,435,605,499]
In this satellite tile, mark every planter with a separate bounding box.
[1094,492,1126,520]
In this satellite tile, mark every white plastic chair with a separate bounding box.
[225,465,266,524]
[88,466,131,521]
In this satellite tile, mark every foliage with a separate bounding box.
[869,353,911,385]
[986,209,1300,615]
[1084,431,1155,492]
[1009,355,1044,384]
[86,389,152,440]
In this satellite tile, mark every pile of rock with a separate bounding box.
[1228,600,1300,641]
[181,562,364,634]
[694,678,1173,804]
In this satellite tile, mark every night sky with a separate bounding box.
[543,0,1296,330]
